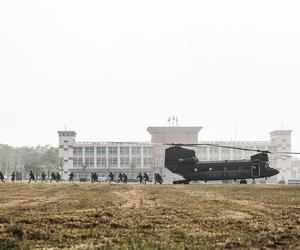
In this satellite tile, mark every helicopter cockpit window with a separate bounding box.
[265,163,271,169]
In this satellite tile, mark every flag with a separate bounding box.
[167,117,170,122]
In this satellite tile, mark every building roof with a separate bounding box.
[147,126,202,134]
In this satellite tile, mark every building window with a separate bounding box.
[131,157,141,167]
[197,146,207,155]
[85,158,94,167]
[144,157,154,167]
[143,147,154,155]
[85,147,94,156]
[108,147,118,155]
[131,146,141,155]
[73,158,83,168]
[97,158,106,168]
[209,147,218,155]
[74,147,83,156]
[108,157,118,168]
[120,147,129,155]
[120,157,129,168]
[97,147,106,155]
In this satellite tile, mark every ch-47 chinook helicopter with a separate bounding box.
[164,143,300,184]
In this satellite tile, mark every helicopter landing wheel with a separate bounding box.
[240,179,247,184]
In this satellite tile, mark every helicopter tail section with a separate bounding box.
[165,146,196,171]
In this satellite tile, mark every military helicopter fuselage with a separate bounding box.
[165,146,279,184]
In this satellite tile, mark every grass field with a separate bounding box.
[0,183,299,249]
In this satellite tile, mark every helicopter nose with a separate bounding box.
[273,169,279,175]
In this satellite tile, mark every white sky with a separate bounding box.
[0,1,299,152]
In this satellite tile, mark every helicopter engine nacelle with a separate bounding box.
[178,157,198,164]
[251,153,269,162]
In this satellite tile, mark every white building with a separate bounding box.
[58,127,294,182]
[58,131,154,180]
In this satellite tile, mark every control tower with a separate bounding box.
[147,126,202,144]
[147,126,202,177]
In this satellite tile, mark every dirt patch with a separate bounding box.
[0,183,299,249]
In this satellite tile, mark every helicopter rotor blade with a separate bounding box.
[164,143,300,156]
[275,153,292,158]
[275,151,300,155]
[166,143,271,154]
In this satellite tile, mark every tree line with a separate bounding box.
[0,144,59,177]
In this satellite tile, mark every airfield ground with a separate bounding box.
[0,183,299,249]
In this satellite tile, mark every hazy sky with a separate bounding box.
[0,1,299,152]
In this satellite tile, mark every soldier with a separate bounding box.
[122,173,128,184]
[69,172,74,183]
[117,172,123,183]
[56,172,62,182]
[41,172,47,182]
[0,171,5,183]
[28,171,36,183]
[11,171,16,182]
[50,172,56,183]
[93,172,100,183]
[143,172,149,184]
[91,172,95,183]
[108,172,114,184]
[155,173,163,184]
[137,172,143,184]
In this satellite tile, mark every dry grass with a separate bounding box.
[0,183,299,249]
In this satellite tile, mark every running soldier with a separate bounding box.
[91,172,100,183]
[50,172,56,183]
[94,172,100,183]
[28,171,37,183]
[108,172,114,184]
[117,172,123,183]
[91,172,95,183]
[143,172,149,184]
[69,172,74,183]
[56,172,62,182]
[11,171,15,182]
[137,172,143,184]
[41,172,47,182]
[154,173,163,184]
[122,173,128,184]
[0,171,5,183]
